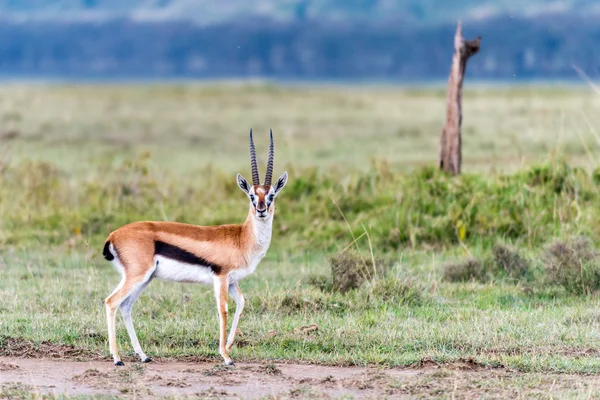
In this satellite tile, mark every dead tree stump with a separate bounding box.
[438,21,481,175]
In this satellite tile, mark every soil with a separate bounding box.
[2,357,600,399]
[0,356,418,399]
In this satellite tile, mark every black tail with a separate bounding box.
[102,241,114,261]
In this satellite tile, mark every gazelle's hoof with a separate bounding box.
[142,357,152,363]
[115,361,125,366]
[224,359,235,366]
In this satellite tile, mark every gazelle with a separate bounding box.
[102,129,288,366]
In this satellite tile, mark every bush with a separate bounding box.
[491,244,531,281]
[442,244,532,284]
[329,250,393,293]
[443,258,488,283]
[543,237,600,295]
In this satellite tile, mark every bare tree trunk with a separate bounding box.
[439,21,481,175]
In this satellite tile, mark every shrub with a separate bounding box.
[543,237,600,295]
[491,244,531,281]
[329,250,393,293]
[443,258,487,283]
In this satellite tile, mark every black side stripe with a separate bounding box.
[154,241,222,275]
[102,241,114,261]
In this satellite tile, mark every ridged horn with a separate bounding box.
[249,129,260,186]
[264,129,274,187]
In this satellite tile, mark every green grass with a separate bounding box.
[3,83,600,375]
[1,83,600,174]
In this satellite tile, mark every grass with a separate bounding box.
[4,83,600,381]
[1,83,600,174]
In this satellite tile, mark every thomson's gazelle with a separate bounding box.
[102,130,288,366]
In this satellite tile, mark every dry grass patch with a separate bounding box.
[544,236,600,295]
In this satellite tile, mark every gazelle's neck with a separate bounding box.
[237,206,273,275]
[244,205,273,251]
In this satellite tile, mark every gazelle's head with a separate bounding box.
[237,129,288,220]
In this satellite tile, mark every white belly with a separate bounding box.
[153,255,215,285]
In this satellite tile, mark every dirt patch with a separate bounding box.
[0,361,19,371]
[294,323,320,335]
[2,357,600,399]
[0,356,416,399]
[72,368,111,386]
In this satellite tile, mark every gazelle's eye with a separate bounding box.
[268,195,274,202]
[249,195,255,202]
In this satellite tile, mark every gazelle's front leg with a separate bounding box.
[226,281,245,351]
[213,275,233,365]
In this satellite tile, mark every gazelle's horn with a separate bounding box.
[264,129,274,187]
[249,129,260,186]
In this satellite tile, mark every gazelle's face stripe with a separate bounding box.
[155,240,223,274]
[248,185,277,219]
[239,171,287,221]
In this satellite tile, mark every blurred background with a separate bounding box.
[0,0,597,81]
[0,0,598,175]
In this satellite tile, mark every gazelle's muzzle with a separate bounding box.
[256,201,267,217]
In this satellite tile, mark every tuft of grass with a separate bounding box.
[0,382,35,399]
[491,244,531,281]
[305,274,331,292]
[366,277,424,305]
[276,291,349,315]
[329,250,393,293]
[263,363,282,375]
[543,236,600,295]
[443,244,532,284]
[203,364,235,376]
[329,250,369,293]
[443,258,487,283]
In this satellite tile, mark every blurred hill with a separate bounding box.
[0,0,597,80]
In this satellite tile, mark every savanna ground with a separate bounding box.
[3,83,600,398]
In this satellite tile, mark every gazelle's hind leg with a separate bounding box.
[105,258,155,366]
[120,275,154,363]
[105,276,126,366]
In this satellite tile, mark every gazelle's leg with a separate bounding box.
[213,275,233,365]
[120,276,153,363]
[105,276,126,366]
[226,281,245,351]
[105,271,150,366]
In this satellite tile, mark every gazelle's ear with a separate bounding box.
[237,173,250,194]
[273,171,288,196]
